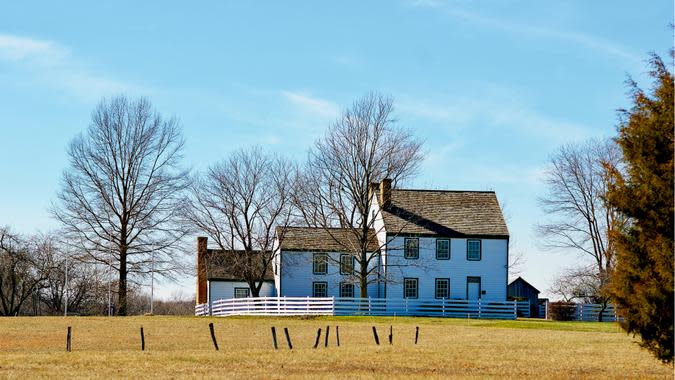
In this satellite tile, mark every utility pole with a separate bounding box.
[64,247,68,317]
[150,250,154,315]
[108,238,112,317]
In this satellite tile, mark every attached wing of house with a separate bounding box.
[195,238,275,306]
[274,226,381,298]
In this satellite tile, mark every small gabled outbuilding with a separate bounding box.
[507,276,540,317]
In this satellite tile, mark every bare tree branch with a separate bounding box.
[293,92,424,297]
[182,147,295,296]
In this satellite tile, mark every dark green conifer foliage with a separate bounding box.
[606,53,674,363]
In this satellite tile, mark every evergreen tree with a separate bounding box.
[606,53,674,363]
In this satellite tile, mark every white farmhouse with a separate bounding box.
[196,179,509,307]
[367,179,509,301]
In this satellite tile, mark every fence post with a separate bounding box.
[66,326,72,352]
[513,301,517,319]
[442,298,445,317]
[336,325,340,347]
[313,328,322,349]
[140,326,145,351]
[478,299,482,319]
[368,297,372,316]
[324,325,330,347]
[372,326,380,345]
[388,325,393,345]
[284,327,293,349]
[209,322,219,351]
[271,327,278,349]
[414,326,419,345]
[405,298,408,315]
[331,296,335,316]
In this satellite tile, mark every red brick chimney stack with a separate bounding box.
[196,237,208,305]
[380,178,392,207]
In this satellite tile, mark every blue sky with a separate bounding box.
[0,1,672,299]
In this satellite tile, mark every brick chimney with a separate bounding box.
[196,237,208,305]
[380,178,392,207]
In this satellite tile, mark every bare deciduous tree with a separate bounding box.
[294,92,424,297]
[52,95,190,316]
[183,147,295,297]
[0,228,54,316]
[537,139,625,320]
[549,266,604,303]
[40,248,108,316]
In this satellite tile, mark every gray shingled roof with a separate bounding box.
[204,249,274,281]
[278,227,380,252]
[380,189,509,237]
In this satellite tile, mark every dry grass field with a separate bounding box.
[0,316,670,379]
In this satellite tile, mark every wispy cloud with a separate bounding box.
[0,34,146,101]
[0,35,67,64]
[281,90,340,119]
[399,92,590,143]
[407,2,641,64]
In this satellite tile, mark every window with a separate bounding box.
[313,253,328,274]
[435,278,450,299]
[436,239,450,260]
[313,282,328,297]
[403,278,418,299]
[234,287,250,298]
[404,238,419,259]
[467,239,481,261]
[340,254,355,275]
[339,282,355,298]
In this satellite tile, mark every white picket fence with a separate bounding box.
[195,303,210,316]
[196,297,519,319]
[574,303,620,322]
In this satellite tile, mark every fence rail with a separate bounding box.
[196,297,518,319]
[515,301,531,318]
[574,303,620,322]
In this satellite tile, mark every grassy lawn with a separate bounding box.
[0,316,670,379]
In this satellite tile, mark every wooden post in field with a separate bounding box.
[335,326,340,347]
[66,326,72,352]
[388,325,393,345]
[372,326,380,345]
[313,328,322,349]
[414,326,419,345]
[209,322,219,351]
[271,327,278,350]
[324,325,330,347]
[140,326,145,351]
[283,327,293,349]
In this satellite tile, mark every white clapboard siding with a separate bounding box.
[384,236,508,301]
[201,296,518,319]
[278,251,380,297]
